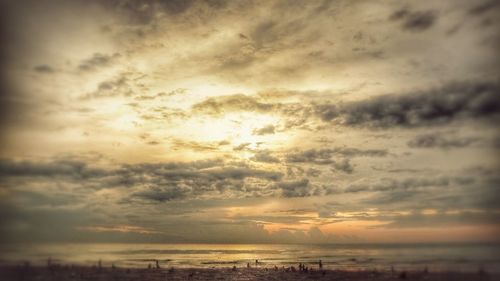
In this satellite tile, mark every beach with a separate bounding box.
[0,265,497,281]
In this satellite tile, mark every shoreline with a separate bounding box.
[0,264,496,281]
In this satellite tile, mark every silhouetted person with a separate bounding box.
[232,265,237,271]
[319,259,323,269]
[479,266,487,280]
[247,262,250,268]
[255,259,258,266]
[155,260,160,269]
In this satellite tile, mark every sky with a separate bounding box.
[0,0,499,244]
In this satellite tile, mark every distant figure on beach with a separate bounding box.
[247,262,250,268]
[255,259,258,266]
[319,259,323,269]
[155,260,160,269]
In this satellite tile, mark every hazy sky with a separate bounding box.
[0,0,499,244]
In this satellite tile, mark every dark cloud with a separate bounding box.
[99,0,198,25]
[315,81,500,128]
[344,176,476,195]
[306,167,321,177]
[286,149,334,165]
[0,157,283,201]
[277,178,310,197]
[170,139,219,151]
[78,53,119,71]
[286,147,387,164]
[0,158,107,179]
[203,166,282,181]
[33,64,55,73]
[84,75,132,99]
[407,133,479,149]
[331,159,353,174]
[192,81,500,130]
[251,150,280,163]
[351,176,500,213]
[233,143,251,151]
[468,0,500,15]
[253,124,275,135]
[131,186,189,202]
[390,9,437,32]
[378,211,500,229]
[192,94,275,115]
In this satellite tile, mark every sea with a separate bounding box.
[0,243,499,272]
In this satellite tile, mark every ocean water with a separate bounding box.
[0,243,499,272]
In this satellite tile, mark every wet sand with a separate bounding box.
[0,265,497,281]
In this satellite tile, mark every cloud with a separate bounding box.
[407,133,479,149]
[343,176,478,201]
[331,159,354,174]
[389,9,437,32]
[306,167,321,177]
[33,64,55,73]
[0,157,284,201]
[277,178,310,197]
[286,149,334,165]
[78,53,119,71]
[203,166,283,181]
[99,0,199,25]
[77,224,162,234]
[251,150,280,163]
[192,94,275,115]
[286,147,387,164]
[376,211,500,229]
[355,176,491,211]
[233,143,251,151]
[253,124,275,135]
[84,75,132,99]
[468,0,500,15]
[190,81,500,132]
[170,139,219,151]
[0,158,107,179]
[315,81,500,128]
[131,185,190,202]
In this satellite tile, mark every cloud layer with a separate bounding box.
[0,0,499,244]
